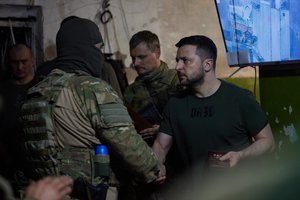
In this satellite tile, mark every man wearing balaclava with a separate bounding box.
[35,16,123,97]
[20,17,159,200]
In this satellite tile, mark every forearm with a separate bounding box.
[240,124,275,159]
[152,140,167,164]
[152,133,172,182]
[221,124,275,167]
[152,133,173,164]
[100,125,159,183]
[239,137,274,159]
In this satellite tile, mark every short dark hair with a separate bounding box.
[129,30,160,52]
[176,35,217,67]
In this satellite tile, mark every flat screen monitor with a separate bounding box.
[215,0,300,67]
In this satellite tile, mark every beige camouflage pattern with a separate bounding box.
[21,71,75,177]
[124,61,179,115]
[21,69,158,185]
[66,70,159,184]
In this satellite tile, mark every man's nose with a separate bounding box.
[133,58,141,66]
[175,61,183,71]
[17,61,25,70]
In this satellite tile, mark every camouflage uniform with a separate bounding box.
[123,61,179,124]
[123,61,180,199]
[21,69,158,200]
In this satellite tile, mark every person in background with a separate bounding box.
[153,35,275,196]
[0,43,35,187]
[20,17,158,200]
[123,30,180,142]
[123,30,180,200]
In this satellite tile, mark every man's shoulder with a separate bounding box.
[123,79,142,94]
[68,73,121,103]
[220,80,255,102]
[221,80,253,95]
[167,90,191,104]
[32,69,113,95]
[69,73,104,86]
[161,61,177,75]
[163,68,177,78]
[159,62,179,85]
[67,73,118,98]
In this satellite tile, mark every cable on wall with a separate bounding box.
[100,0,113,53]
[8,19,16,45]
[99,0,122,55]
[100,0,113,24]
[228,67,242,78]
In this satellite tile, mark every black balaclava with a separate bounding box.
[55,17,105,78]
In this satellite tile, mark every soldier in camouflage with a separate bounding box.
[124,30,180,141]
[20,17,159,200]
[123,30,180,200]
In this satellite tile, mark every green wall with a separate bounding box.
[218,75,300,160]
[222,75,300,160]
[260,76,300,159]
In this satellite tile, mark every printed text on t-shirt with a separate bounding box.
[190,106,215,118]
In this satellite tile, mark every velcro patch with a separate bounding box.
[99,103,132,126]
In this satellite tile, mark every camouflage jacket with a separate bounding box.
[123,61,179,124]
[22,69,158,185]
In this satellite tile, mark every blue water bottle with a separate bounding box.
[94,144,111,178]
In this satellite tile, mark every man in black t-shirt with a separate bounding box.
[0,43,35,184]
[152,35,275,191]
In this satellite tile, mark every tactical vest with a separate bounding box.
[21,71,76,178]
[21,70,113,200]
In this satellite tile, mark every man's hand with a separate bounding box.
[155,162,166,184]
[25,176,73,200]
[152,132,173,184]
[220,124,275,168]
[219,151,242,167]
[139,124,160,140]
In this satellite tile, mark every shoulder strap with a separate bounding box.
[28,70,75,102]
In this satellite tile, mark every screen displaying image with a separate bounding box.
[215,0,300,67]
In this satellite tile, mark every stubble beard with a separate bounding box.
[180,69,204,88]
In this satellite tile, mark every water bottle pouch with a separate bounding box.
[93,155,111,178]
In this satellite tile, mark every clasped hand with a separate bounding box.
[139,124,160,140]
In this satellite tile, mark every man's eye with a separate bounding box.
[176,57,191,64]
[139,55,147,59]
[182,58,189,64]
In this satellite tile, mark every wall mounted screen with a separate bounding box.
[215,0,300,67]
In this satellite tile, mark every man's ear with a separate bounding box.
[204,59,214,72]
[154,47,161,58]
